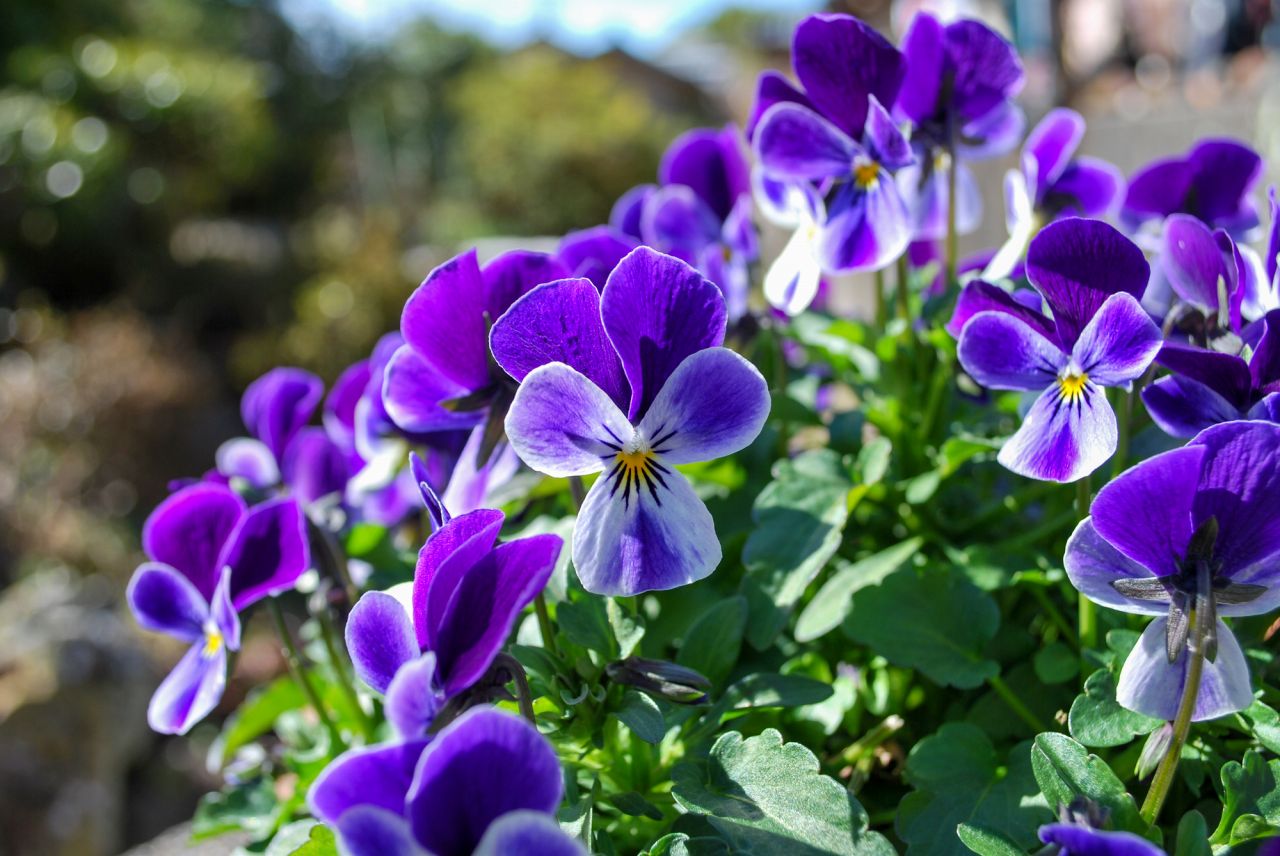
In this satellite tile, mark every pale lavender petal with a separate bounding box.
[573,465,720,596]
[1024,108,1084,197]
[791,12,904,138]
[1070,293,1162,386]
[440,431,521,518]
[474,811,588,856]
[1064,519,1166,616]
[414,508,505,651]
[406,707,563,856]
[215,438,279,489]
[146,641,227,735]
[1117,617,1253,722]
[1189,421,1280,577]
[862,96,913,170]
[957,311,1065,391]
[897,160,982,241]
[209,568,240,651]
[998,383,1117,483]
[382,345,484,435]
[957,100,1025,161]
[636,349,769,465]
[127,562,210,642]
[309,739,429,825]
[241,368,323,462]
[385,652,441,740]
[504,363,634,478]
[1091,445,1204,578]
[218,496,309,611]
[746,70,812,141]
[640,185,722,260]
[754,103,858,182]
[482,250,571,322]
[346,590,418,694]
[142,483,246,602]
[1142,375,1242,439]
[401,249,490,392]
[336,807,426,856]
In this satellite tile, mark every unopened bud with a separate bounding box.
[1136,723,1174,781]
[605,656,712,704]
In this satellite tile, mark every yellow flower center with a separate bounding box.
[854,161,881,189]
[606,431,672,508]
[1058,372,1089,403]
[203,626,224,658]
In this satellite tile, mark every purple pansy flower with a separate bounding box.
[749,14,913,313]
[893,11,1025,242]
[309,706,583,856]
[1143,309,1280,438]
[383,249,571,435]
[127,483,309,733]
[557,226,639,291]
[1037,797,1165,855]
[491,248,770,595]
[986,109,1123,280]
[954,218,1162,483]
[344,506,561,718]
[1065,420,1280,721]
[1122,138,1263,238]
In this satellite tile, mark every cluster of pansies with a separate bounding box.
[125,9,1280,856]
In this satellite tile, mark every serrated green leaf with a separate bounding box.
[1068,669,1161,748]
[676,595,746,689]
[672,728,894,855]
[1030,733,1149,837]
[856,437,892,485]
[1213,751,1280,844]
[608,598,645,658]
[844,566,999,688]
[612,690,666,745]
[208,677,306,769]
[956,822,1027,856]
[611,791,664,820]
[645,832,732,856]
[1239,701,1280,755]
[795,538,922,643]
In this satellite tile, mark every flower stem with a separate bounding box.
[495,652,537,724]
[569,475,586,510]
[895,253,911,324]
[987,673,1047,733]
[1140,618,1206,823]
[945,142,959,287]
[1075,476,1097,666]
[534,592,560,658]
[874,268,887,328]
[1112,388,1134,479]
[316,607,375,741]
[1027,585,1079,649]
[268,599,343,749]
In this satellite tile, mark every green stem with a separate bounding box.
[268,600,343,749]
[310,518,356,607]
[839,714,905,765]
[917,350,951,445]
[316,608,375,740]
[1141,617,1206,823]
[945,142,959,288]
[496,652,537,724]
[535,592,560,657]
[988,673,1048,733]
[895,253,910,324]
[1112,388,1134,479]
[1027,585,1079,649]
[1075,476,1098,664]
[874,268,887,328]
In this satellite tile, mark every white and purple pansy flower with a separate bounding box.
[308,706,584,856]
[953,218,1163,483]
[1065,420,1280,722]
[490,247,770,596]
[126,483,309,734]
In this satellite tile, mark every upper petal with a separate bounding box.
[1142,375,1243,439]
[127,562,210,642]
[943,18,1024,122]
[746,70,813,141]
[791,12,904,138]
[324,359,372,450]
[1117,616,1253,722]
[215,438,280,490]
[957,310,1065,391]
[1070,292,1162,386]
[601,248,727,421]
[382,345,484,435]
[241,367,323,462]
[1162,214,1229,312]
[557,226,640,290]
[281,427,351,507]
[636,348,769,466]
[862,96,913,170]
[1045,157,1124,219]
[1189,421,1280,577]
[346,590,419,694]
[640,185,723,258]
[1025,218,1150,347]
[1023,108,1084,195]
[1122,156,1194,228]
[997,383,1117,483]
[309,739,429,826]
[146,642,227,735]
[754,102,858,182]
[481,250,570,323]
[218,496,310,611]
[894,12,944,124]
[142,483,246,602]
[947,279,1055,341]
[1188,138,1263,228]
[401,249,490,392]
[406,707,563,856]
[414,508,505,651]
[659,125,750,223]
[1064,519,1167,616]
[474,811,588,856]
[504,363,635,478]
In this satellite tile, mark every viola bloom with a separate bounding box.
[893,12,1025,241]
[1143,309,1280,438]
[954,218,1162,483]
[383,249,570,435]
[1038,799,1164,856]
[344,506,561,716]
[986,109,1123,280]
[492,247,770,595]
[1122,138,1263,238]
[127,483,309,733]
[308,706,584,856]
[1066,421,1280,721]
[558,225,639,291]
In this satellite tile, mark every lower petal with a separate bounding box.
[1141,375,1241,439]
[346,591,418,694]
[309,739,430,826]
[957,311,1065,391]
[385,652,441,740]
[147,643,227,735]
[573,466,721,596]
[440,431,521,518]
[474,811,587,856]
[1070,293,1162,386]
[220,497,310,611]
[1038,824,1165,856]
[997,384,1117,483]
[764,226,823,316]
[382,346,484,435]
[1189,421,1280,576]
[1063,519,1167,616]
[819,181,911,273]
[1117,617,1253,722]
[504,363,634,478]
[215,438,279,489]
[337,807,427,856]
[127,563,210,642]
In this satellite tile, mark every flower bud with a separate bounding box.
[606,656,712,704]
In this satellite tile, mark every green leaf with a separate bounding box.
[557,596,614,655]
[1033,643,1078,685]
[855,437,892,485]
[721,672,833,712]
[676,595,747,689]
[1239,700,1280,755]
[608,599,645,658]
[645,833,732,856]
[671,728,894,855]
[1173,811,1211,856]
[1213,751,1280,844]
[1030,733,1149,836]
[741,449,852,648]
[843,566,999,689]
[192,778,279,841]
[903,470,941,504]
[610,791,664,820]
[1067,669,1162,748]
[208,677,306,769]
[795,537,922,642]
[897,724,1049,855]
[612,691,666,745]
[265,821,337,856]
[344,523,387,558]
[955,823,1026,856]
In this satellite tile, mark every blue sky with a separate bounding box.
[290,0,822,55]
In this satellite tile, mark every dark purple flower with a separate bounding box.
[986,109,1123,280]
[1122,139,1263,237]
[308,706,581,856]
[558,226,639,290]
[1038,823,1165,855]
[953,218,1162,482]
[1065,420,1280,720]
[1143,309,1280,437]
[383,249,570,434]
[491,248,770,595]
[893,12,1025,241]
[344,507,560,707]
[217,368,329,493]
[127,483,309,733]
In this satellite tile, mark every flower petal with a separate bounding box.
[1250,309,1280,389]
[382,345,484,434]
[791,13,904,138]
[1064,519,1167,616]
[406,707,563,856]
[282,427,350,506]
[1070,293,1162,386]
[142,483,246,602]
[1025,218,1150,347]
[146,641,227,735]
[956,100,1025,160]
[309,739,429,825]
[763,224,823,316]
[948,280,1054,341]
[1038,823,1166,856]
[346,591,418,694]
[1046,157,1124,219]
[601,247,727,421]
[401,249,490,392]
[998,383,1117,483]
[573,465,721,595]
[215,438,280,489]
[1189,421,1280,577]
[1117,617,1253,722]
[127,562,210,642]
[943,19,1024,123]
[659,125,750,223]
[241,368,323,462]
[504,363,634,478]
[754,103,858,182]
[558,226,640,290]
[1142,375,1242,439]
[818,179,911,273]
[1188,139,1263,229]
[218,496,309,611]
[440,431,521,519]
[863,96,913,170]
[474,811,587,856]
[636,348,769,465]
[894,12,944,124]
[324,359,372,450]
[1024,108,1084,196]
[414,508,506,651]
[336,807,426,856]
[640,185,722,261]
[1122,156,1194,228]
[1162,214,1228,312]
[1156,342,1253,406]
[746,70,812,141]
[432,534,561,695]
[897,160,983,241]
[481,250,570,323]
[385,652,441,740]
[957,311,1065,391]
